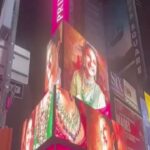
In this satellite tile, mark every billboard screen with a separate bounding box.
[21,24,63,149]
[54,87,126,150]
[33,24,63,149]
[62,22,110,115]
[114,98,145,150]
[55,87,86,147]
[21,111,35,150]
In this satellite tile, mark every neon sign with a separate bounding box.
[51,0,69,34]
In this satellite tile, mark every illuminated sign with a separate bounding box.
[51,0,69,34]
[114,98,145,150]
[144,92,150,122]
[126,0,146,78]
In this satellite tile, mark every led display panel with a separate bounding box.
[21,111,35,150]
[62,22,110,116]
[54,87,127,150]
[33,24,63,149]
[21,23,63,150]
[86,109,127,150]
[55,87,86,147]
[33,91,54,149]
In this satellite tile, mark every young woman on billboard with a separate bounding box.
[70,43,106,110]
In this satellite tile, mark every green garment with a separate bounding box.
[70,70,106,109]
[34,91,54,149]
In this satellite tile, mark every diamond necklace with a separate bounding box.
[56,91,81,142]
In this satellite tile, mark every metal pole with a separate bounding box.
[0,0,20,127]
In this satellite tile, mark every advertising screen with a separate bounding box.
[86,110,127,150]
[21,111,35,150]
[54,87,127,150]
[62,22,110,116]
[33,91,54,149]
[114,98,145,150]
[140,97,150,150]
[21,24,63,149]
[44,23,62,92]
[33,24,63,149]
[55,87,86,147]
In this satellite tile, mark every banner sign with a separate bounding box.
[140,97,150,150]
[114,97,145,150]
[126,0,146,78]
[110,71,139,113]
[51,0,69,34]
[144,92,150,122]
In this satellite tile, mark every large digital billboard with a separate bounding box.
[54,87,126,150]
[62,22,110,116]
[33,25,62,149]
[54,87,86,148]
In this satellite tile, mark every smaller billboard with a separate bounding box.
[87,110,127,150]
[140,97,150,150]
[144,92,150,122]
[33,91,54,149]
[114,97,145,150]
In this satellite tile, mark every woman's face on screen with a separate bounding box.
[84,48,97,78]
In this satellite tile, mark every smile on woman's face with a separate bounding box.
[84,48,97,78]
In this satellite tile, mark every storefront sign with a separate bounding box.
[114,98,145,150]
